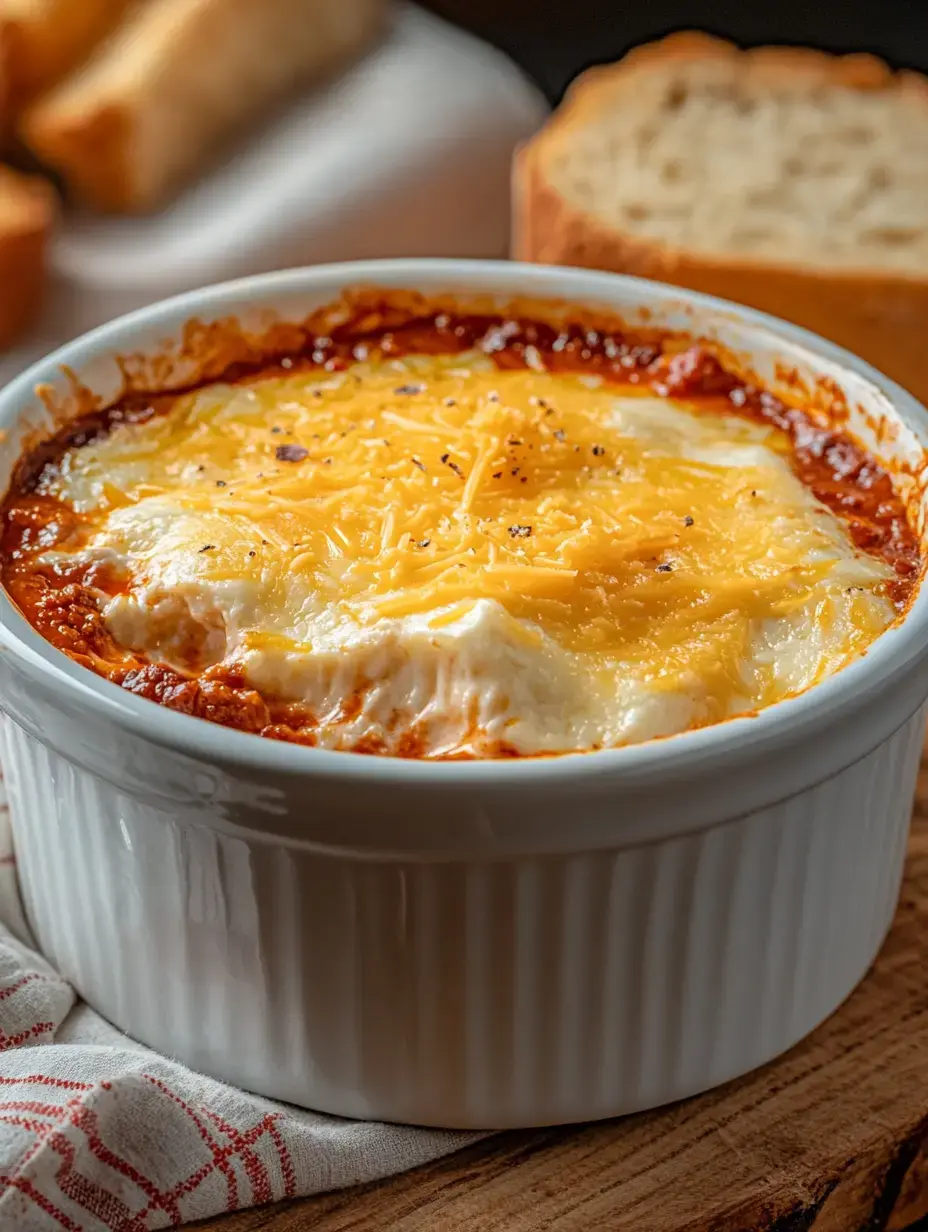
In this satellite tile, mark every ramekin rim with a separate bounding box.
[1,256,926,788]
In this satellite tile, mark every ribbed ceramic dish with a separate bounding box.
[0,260,926,1129]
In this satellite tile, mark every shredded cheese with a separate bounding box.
[42,351,896,720]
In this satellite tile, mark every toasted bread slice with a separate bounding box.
[0,0,130,117]
[0,164,54,349]
[20,0,386,213]
[514,33,928,402]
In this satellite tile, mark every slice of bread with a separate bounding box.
[514,33,928,402]
[0,0,131,117]
[20,0,386,213]
[0,164,54,349]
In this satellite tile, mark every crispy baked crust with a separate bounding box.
[0,0,130,124]
[513,32,928,404]
[19,0,387,214]
[0,165,54,349]
[21,97,129,211]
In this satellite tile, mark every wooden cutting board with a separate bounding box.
[196,763,928,1232]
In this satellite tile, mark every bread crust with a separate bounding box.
[513,32,928,404]
[0,166,54,349]
[0,1,130,115]
[22,98,130,211]
[20,0,387,214]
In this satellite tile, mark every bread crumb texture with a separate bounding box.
[545,34,928,270]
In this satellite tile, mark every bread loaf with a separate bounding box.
[0,0,130,118]
[20,0,386,213]
[0,164,54,348]
[514,33,928,402]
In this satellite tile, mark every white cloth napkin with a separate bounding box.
[0,776,481,1230]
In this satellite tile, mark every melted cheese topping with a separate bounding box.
[39,353,897,755]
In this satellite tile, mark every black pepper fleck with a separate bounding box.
[509,525,533,538]
[276,444,309,463]
[684,516,694,527]
[657,563,674,573]
[394,384,425,396]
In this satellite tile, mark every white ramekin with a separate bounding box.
[0,260,926,1130]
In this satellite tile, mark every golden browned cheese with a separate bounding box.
[1,303,920,756]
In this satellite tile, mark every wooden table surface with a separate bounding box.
[196,764,928,1232]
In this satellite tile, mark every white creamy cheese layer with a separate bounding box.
[40,358,899,755]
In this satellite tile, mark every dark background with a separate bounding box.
[425,0,928,101]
